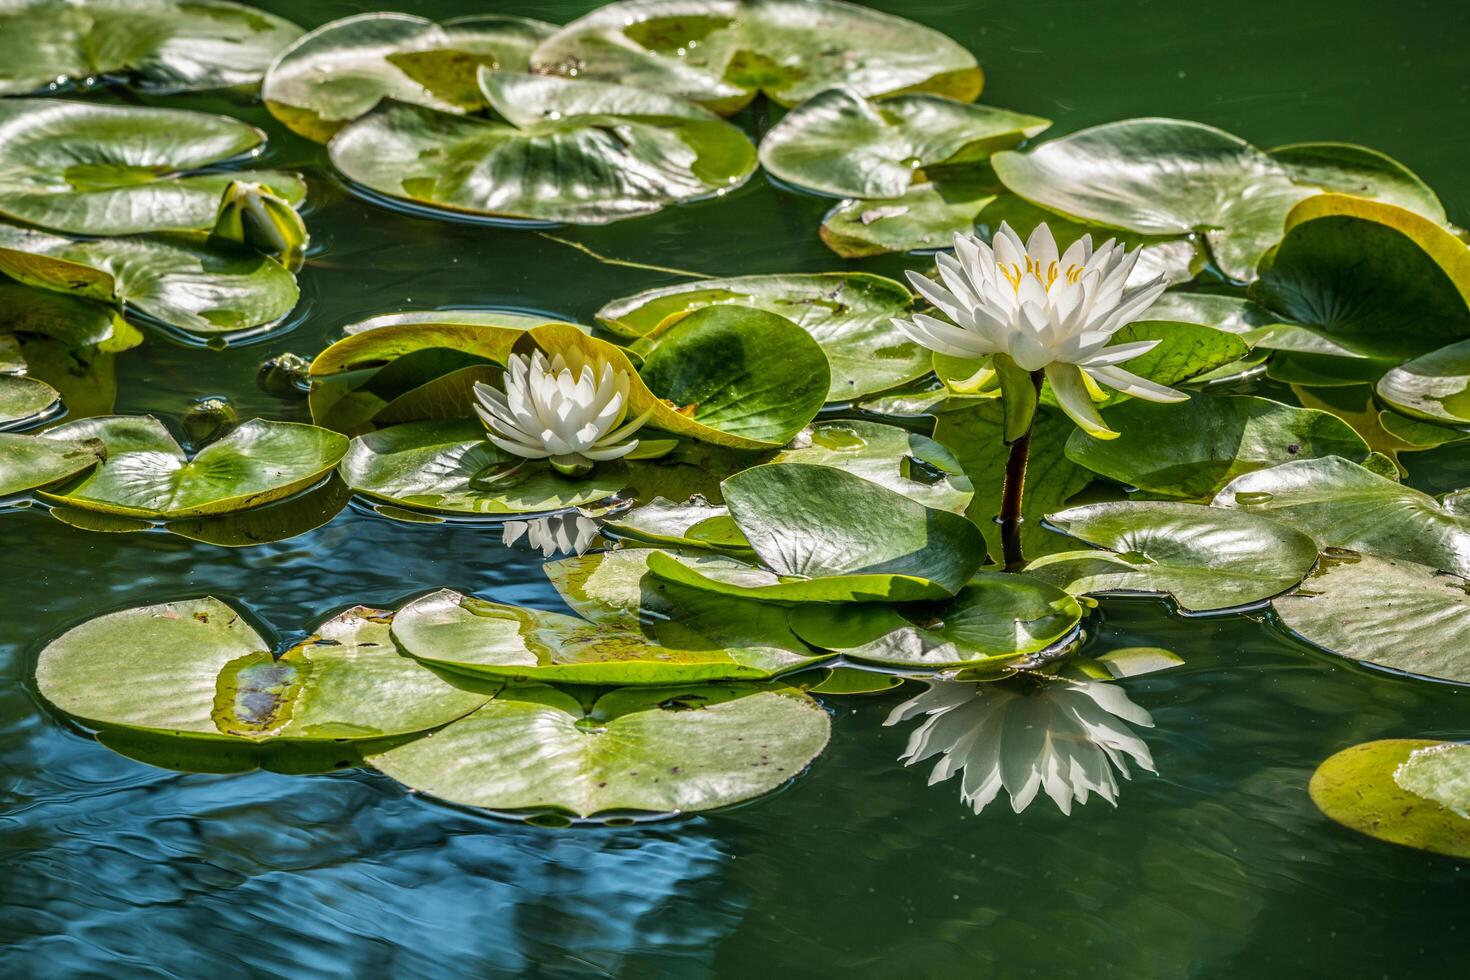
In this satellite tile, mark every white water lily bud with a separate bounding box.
[891,222,1187,439]
[211,180,308,268]
[473,350,652,476]
[884,677,1156,816]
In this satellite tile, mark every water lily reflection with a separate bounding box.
[502,510,601,558]
[885,677,1156,815]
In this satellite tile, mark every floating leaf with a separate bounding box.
[1029,501,1318,612]
[528,314,828,450]
[263,12,556,142]
[1089,322,1250,406]
[365,681,831,818]
[0,430,103,496]
[759,88,1047,199]
[1273,552,1470,685]
[991,120,1443,281]
[1215,456,1470,576]
[0,0,302,96]
[308,313,548,433]
[1252,195,1470,360]
[529,0,981,114]
[37,599,491,741]
[648,463,986,602]
[788,571,1082,669]
[1395,743,1470,819]
[0,281,126,347]
[1143,292,1277,336]
[392,587,820,685]
[164,474,352,548]
[0,99,304,236]
[602,496,752,552]
[40,415,346,519]
[339,418,625,517]
[0,373,58,426]
[1063,646,1185,681]
[1065,394,1370,498]
[1310,740,1470,859]
[1376,338,1470,424]
[804,667,905,695]
[598,272,924,401]
[774,419,973,513]
[0,222,298,337]
[329,70,757,224]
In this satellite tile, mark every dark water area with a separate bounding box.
[1,1,1467,976]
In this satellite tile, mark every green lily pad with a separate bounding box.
[163,474,352,548]
[307,311,560,433]
[804,667,905,695]
[0,99,305,236]
[0,282,127,347]
[0,222,299,337]
[329,69,757,224]
[339,418,625,517]
[39,415,347,519]
[788,571,1082,670]
[1376,338,1470,424]
[759,88,1047,199]
[0,0,302,96]
[1215,456,1470,576]
[774,419,972,512]
[528,313,827,450]
[263,12,556,142]
[603,497,750,552]
[1089,322,1250,406]
[392,587,821,685]
[0,430,103,496]
[0,373,59,425]
[1396,743,1470,819]
[1065,394,1370,499]
[598,272,924,401]
[1251,195,1470,360]
[930,398,1093,560]
[364,681,831,818]
[648,463,986,602]
[529,0,981,114]
[1028,501,1319,612]
[1143,292,1277,336]
[1063,646,1186,681]
[36,597,492,742]
[1310,740,1470,859]
[991,120,1444,281]
[1273,552,1470,684]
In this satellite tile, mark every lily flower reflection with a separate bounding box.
[502,510,601,558]
[885,677,1156,815]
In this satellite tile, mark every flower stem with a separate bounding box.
[999,370,1046,572]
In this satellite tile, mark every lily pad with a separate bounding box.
[364,681,831,818]
[0,0,302,96]
[991,120,1444,281]
[1310,740,1470,859]
[774,419,973,513]
[163,474,352,548]
[1143,292,1277,336]
[1028,501,1319,612]
[602,497,752,553]
[1252,195,1470,360]
[788,572,1082,670]
[1088,322,1250,406]
[308,314,548,433]
[0,282,127,347]
[40,415,347,519]
[1215,456,1470,576]
[1396,743,1470,819]
[528,314,828,450]
[329,69,757,224]
[0,430,103,496]
[263,12,556,142]
[0,99,305,236]
[339,418,627,517]
[529,0,981,114]
[0,373,59,425]
[0,222,299,337]
[392,587,820,685]
[648,463,986,602]
[1376,338,1470,424]
[36,598,491,742]
[1065,394,1370,498]
[598,272,924,401]
[1273,552,1470,685]
[759,88,1047,199]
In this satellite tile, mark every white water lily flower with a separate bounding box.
[885,677,1156,815]
[473,350,652,476]
[892,222,1187,438]
[502,511,601,558]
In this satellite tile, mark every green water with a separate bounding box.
[3,1,1468,975]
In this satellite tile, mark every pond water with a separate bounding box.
[3,0,1468,976]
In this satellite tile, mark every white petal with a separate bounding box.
[1085,365,1189,403]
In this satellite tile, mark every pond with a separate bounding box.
[2,0,1468,976]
